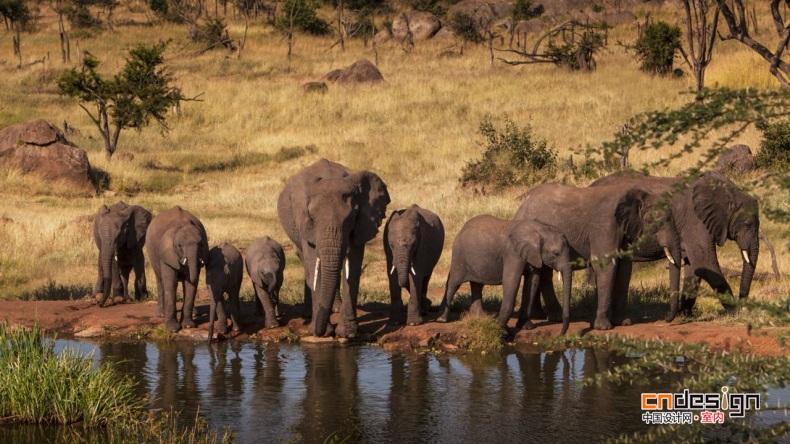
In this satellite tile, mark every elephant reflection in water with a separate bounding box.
[98,342,150,397]
[153,343,199,413]
[208,341,245,400]
[296,346,362,443]
[385,354,434,442]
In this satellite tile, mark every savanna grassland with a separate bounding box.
[0,0,788,328]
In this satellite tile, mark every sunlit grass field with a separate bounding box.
[0,2,787,321]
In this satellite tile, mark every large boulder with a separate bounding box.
[323,59,384,85]
[713,144,757,175]
[392,11,441,41]
[446,0,504,30]
[0,119,95,192]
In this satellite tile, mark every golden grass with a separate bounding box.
[0,4,787,318]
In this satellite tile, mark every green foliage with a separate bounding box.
[279,0,331,35]
[511,0,544,21]
[189,17,228,44]
[545,27,606,71]
[591,3,603,13]
[57,42,184,158]
[0,0,31,28]
[457,314,504,351]
[632,21,682,75]
[447,12,484,44]
[461,115,557,191]
[756,119,790,170]
[64,0,103,29]
[14,280,91,301]
[409,0,437,13]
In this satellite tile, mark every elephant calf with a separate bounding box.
[206,243,243,344]
[384,205,445,326]
[437,215,573,333]
[245,236,285,329]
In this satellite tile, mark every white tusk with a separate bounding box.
[114,254,118,262]
[742,250,750,265]
[611,258,616,266]
[557,271,562,285]
[411,266,416,276]
[390,265,395,275]
[345,259,350,279]
[180,257,188,266]
[664,247,675,265]
[313,258,320,291]
[199,258,205,266]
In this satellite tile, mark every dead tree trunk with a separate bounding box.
[677,0,719,91]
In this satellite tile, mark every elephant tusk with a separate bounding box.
[664,247,675,265]
[344,259,350,279]
[411,266,416,276]
[390,265,395,275]
[557,271,562,285]
[742,250,750,264]
[114,254,118,262]
[313,258,320,291]
[180,257,188,266]
[199,258,205,266]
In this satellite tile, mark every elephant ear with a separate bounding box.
[127,206,152,248]
[508,223,543,269]
[615,188,647,242]
[161,228,181,270]
[351,171,390,247]
[692,174,734,247]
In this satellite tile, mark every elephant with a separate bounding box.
[93,202,152,307]
[514,183,683,330]
[590,171,760,314]
[206,242,243,344]
[245,236,285,329]
[145,206,209,333]
[277,158,390,338]
[383,205,445,326]
[436,215,573,333]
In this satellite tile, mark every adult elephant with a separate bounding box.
[514,183,682,330]
[94,202,152,307]
[277,159,390,338]
[590,171,759,312]
[146,206,209,333]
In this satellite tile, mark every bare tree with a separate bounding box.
[716,0,790,87]
[677,0,719,91]
[498,20,608,72]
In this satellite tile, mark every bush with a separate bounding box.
[632,20,682,75]
[512,0,544,21]
[279,0,331,35]
[756,119,790,170]
[64,1,103,29]
[461,115,557,192]
[447,12,484,44]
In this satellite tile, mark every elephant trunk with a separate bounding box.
[207,284,216,345]
[99,229,115,307]
[738,240,759,299]
[186,245,199,284]
[395,248,410,288]
[560,267,572,335]
[313,244,343,337]
[666,262,681,321]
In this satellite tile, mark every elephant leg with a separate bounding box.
[497,260,524,327]
[254,288,264,316]
[539,267,563,322]
[518,269,541,330]
[94,255,103,295]
[680,262,701,315]
[256,284,279,329]
[437,271,463,323]
[133,251,148,301]
[469,282,485,317]
[332,287,342,313]
[406,273,424,326]
[592,259,616,331]
[666,264,681,322]
[420,274,433,314]
[111,259,124,297]
[119,262,133,301]
[213,289,228,335]
[612,258,632,326]
[162,267,180,332]
[181,278,198,329]
[229,284,241,332]
[388,271,404,326]
[337,246,364,339]
[528,279,547,320]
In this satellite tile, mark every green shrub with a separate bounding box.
[511,0,544,21]
[456,314,504,351]
[756,119,790,170]
[461,115,557,192]
[64,2,103,29]
[632,20,682,75]
[447,12,484,44]
[279,0,331,35]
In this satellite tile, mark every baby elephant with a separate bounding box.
[438,215,573,334]
[245,236,285,329]
[206,243,243,344]
[384,205,445,326]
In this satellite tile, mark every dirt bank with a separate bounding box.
[0,297,786,357]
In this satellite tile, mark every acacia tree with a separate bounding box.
[57,43,185,159]
[678,0,719,91]
[0,0,31,68]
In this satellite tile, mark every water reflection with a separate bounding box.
[2,340,787,444]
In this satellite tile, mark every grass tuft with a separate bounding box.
[456,314,505,351]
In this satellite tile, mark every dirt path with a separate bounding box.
[0,298,786,357]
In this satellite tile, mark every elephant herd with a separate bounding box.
[94,158,760,341]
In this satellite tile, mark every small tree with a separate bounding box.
[678,0,719,91]
[57,43,185,160]
[0,0,31,68]
[632,20,682,75]
[756,119,790,170]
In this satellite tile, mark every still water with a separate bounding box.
[1,340,787,443]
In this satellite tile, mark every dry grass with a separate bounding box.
[0,4,787,321]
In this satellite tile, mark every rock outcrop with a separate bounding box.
[323,59,384,84]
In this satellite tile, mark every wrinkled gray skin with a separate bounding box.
[384,205,445,326]
[245,236,285,330]
[277,159,390,338]
[590,171,760,314]
[514,184,683,330]
[206,243,243,344]
[93,202,152,307]
[146,206,210,333]
[437,215,573,334]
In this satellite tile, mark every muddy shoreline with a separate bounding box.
[0,298,785,357]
